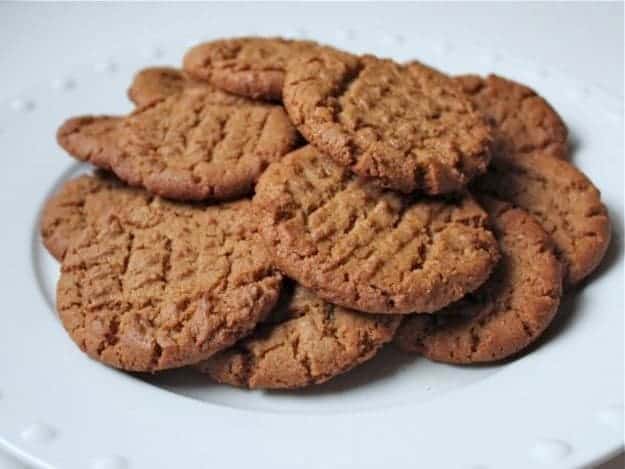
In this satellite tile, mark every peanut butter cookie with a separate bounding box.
[455,74,568,159]
[476,151,611,286]
[197,284,400,389]
[254,145,500,314]
[57,86,299,201]
[283,52,492,194]
[127,67,203,107]
[395,197,563,363]
[183,37,318,101]
[41,172,142,261]
[56,116,122,171]
[56,179,282,371]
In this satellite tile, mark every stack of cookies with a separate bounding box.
[41,37,611,389]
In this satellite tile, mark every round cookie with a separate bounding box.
[128,67,201,107]
[476,151,611,286]
[57,86,299,201]
[395,197,563,363]
[183,37,318,101]
[254,145,500,314]
[283,52,492,194]
[41,172,145,261]
[455,74,568,160]
[57,188,282,372]
[197,284,400,389]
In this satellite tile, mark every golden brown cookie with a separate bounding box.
[127,67,203,107]
[476,151,611,286]
[283,52,492,194]
[56,178,282,372]
[57,116,122,171]
[197,284,400,389]
[395,197,563,363]
[455,74,568,160]
[254,145,500,314]
[183,37,318,101]
[57,86,299,201]
[41,172,142,261]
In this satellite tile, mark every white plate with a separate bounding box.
[0,26,622,469]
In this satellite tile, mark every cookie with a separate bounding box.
[128,67,201,107]
[455,74,568,159]
[183,37,318,101]
[57,115,122,171]
[57,86,299,201]
[56,180,282,371]
[41,172,143,261]
[254,145,500,314]
[476,151,611,286]
[283,52,492,194]
[395,197,563,363]
[197,284,400,389]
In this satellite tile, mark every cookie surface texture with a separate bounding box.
[56,115,122,171]
[476,151,611,286]
[41,172,144,261]
[183,37,318,101]
[197,285,400,389]
[455,74,568,160]
[57,86,299,201]
[127,67,200,107]
[56,190,282,371]
[395,197,563,363]
[254,145,500,314]
[283,53,492,194]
